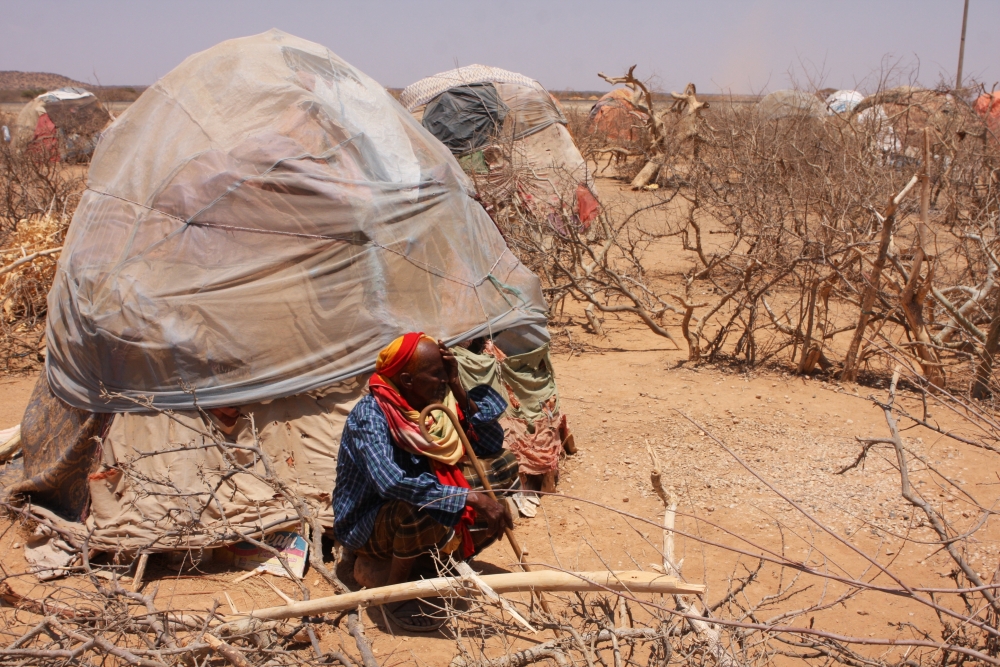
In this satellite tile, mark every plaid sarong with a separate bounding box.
[357,450,520,560]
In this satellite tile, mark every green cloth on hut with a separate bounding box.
[452,343,559,427]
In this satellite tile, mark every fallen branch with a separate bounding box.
[238,571,703,622]
[203,634,252,667]
[0,246,62,278]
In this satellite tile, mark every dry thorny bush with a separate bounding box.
[0,139,82,373]
[459,72,1000,663]
[490,73,1000,399]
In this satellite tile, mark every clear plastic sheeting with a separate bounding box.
[45,30,549,412]
[494,82,567,140]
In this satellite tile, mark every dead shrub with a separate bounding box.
[0,141,82,373]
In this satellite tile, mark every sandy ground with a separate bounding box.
[0,179,995,665]
[0,337,993,664]
[0,375,36,430]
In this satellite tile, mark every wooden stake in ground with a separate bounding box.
[131,553,149,592]
[646,442,742,667]
[419,401,556,616]
[898,129,945,389]
[841,174,919,382]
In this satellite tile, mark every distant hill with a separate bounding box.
[0,71,90,91]
[0,72,146,104]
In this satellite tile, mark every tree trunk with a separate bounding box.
[630,160,661,189]
[972,304,1000,400]
[841,216,896,382]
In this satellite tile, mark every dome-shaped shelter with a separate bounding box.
[825,90,864,115]
[48,36,549,412]
[14,87,111,162]
[588,87,648,141]
[758,90,825,119]
[856,87,971,156]
[401,65,598,228]
[15,32,568,553]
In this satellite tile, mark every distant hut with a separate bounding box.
[588,88,648,142]
[825,90,864,115]
[14,87,111,162]
[855,87,971,157]
[401,65,599,228]
[758,90,825,119]
[974,92,1000,135]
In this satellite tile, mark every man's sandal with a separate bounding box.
[384,599,446,632]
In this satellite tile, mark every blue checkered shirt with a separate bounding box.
[333,385,507,551]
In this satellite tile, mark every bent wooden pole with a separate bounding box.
[418,402,527,566]
[419,401,554,615]
[241,571,704,622]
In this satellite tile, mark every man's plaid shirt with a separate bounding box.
[333,385,507,551]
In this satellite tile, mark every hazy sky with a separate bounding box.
[1,1,996,94]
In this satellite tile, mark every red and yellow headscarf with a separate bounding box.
[369,332,464,466]
[374,332,434,379]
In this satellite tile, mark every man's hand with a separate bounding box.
[466,491,514,537]
[438,340,476,416]
[438,340,461,387]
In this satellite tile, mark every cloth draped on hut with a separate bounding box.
[453,342,568,478]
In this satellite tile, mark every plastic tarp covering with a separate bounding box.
[40,87,93,102]
[418,81,566,157]
[45,30,549,412]
[825,90,864,115]
[494,82,566,139]
[515,123,593,218]
[422,83,509,155]
[399,65,541,111]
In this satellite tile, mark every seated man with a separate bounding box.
[333,332,517,628]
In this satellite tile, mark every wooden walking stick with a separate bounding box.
[419,402,554,614]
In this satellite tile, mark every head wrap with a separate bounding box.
[375,332,434,379]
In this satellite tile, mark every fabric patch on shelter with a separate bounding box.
[24,525,77,581]
[452,343,569,476]
[10,374,105,520]
[13,377,363,553]
[422,83,509,155]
